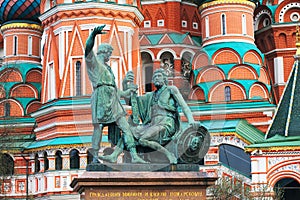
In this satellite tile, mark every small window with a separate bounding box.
[55,151,62,170]
[205,16,210,38]
[44,152,49,171]
[28,36,32,56]
[290,12,300,22]
[242,14,246,35]
[70,149,79,169]
[157,20,164,27]
[263,18,270,27]
[192,22,198,29]
[87,149,93,164]
[221,14,226,35]
[144,21,151,28]
[182,20,187,28]
[4,102,10,117]
[13,36,18,56]
[225,86,231,101]
[34,154,40,173]
[75,61,82,96]
[0,153,14,175]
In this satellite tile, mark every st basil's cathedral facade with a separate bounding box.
[0,0,299,199]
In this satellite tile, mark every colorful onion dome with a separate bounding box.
[0,0,41,23]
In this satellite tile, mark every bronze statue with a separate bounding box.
[85,25,146,164]
[100,69,208,164]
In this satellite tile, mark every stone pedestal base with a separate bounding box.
[71,171,216,200]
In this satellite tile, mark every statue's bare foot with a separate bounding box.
[131,156,148,164]
[99,155,118,163]
[167,153,178,164]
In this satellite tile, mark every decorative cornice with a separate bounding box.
[40,3,144,27]
[245,146,300,152]
[200,0,256,10]
[1,22,43,32]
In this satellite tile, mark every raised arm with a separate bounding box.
[85,25,106,57]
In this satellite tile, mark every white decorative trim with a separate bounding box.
[274,57,285,85]
[39,2,144,22]
[156,48,178,60]
[279,3,300,22]
[202,37,255,47]
[140,49,155,61]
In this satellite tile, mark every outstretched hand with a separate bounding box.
[93,25,107,35]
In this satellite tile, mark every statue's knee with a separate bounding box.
[138,138,146,146]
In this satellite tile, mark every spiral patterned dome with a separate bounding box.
[0,0,41,23]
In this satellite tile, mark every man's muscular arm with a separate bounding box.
[85,25,106,57]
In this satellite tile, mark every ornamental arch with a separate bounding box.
[192,52,210,69]
[212,49,241,65]
[0,68,22,82]
[228,65,258,80]
[197,66,225,83]
[189,86,205,101]
[249,83,269,99]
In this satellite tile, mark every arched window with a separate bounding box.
[44,152,49,171]
[219,144,251,177]
[242,14,246,35]
[55,151,62,170]
[0,153,14,175]
[225,86,231,101]
[75,61,82,96]
[4,102,10,117]
[275,178,300,199]
[221,14,226,35]
[141,52,154,92]
[70,149,79,169]
[87,149,93,164]
[13,36,18,55]
[34,154,40,173]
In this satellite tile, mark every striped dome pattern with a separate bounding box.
[0,0,40,23]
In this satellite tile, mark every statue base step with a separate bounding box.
[71,171,217,200]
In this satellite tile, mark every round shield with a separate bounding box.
[176,126,210,164]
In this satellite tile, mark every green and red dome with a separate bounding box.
[0,0,40,23]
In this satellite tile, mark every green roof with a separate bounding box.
[0,134,35,151]
[26,135,108,149]
[202,119,265,144]
[144,33,201,46]
[0,117,36,125]
[266,59,300,138]
[246,135,300,149]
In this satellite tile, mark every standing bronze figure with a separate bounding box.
[85,25,146,164]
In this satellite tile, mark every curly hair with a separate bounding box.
[152,68,168,85]
[97,43,113,54]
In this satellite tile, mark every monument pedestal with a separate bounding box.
[71,170,217,200]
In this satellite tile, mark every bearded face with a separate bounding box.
[152,72,165,88]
